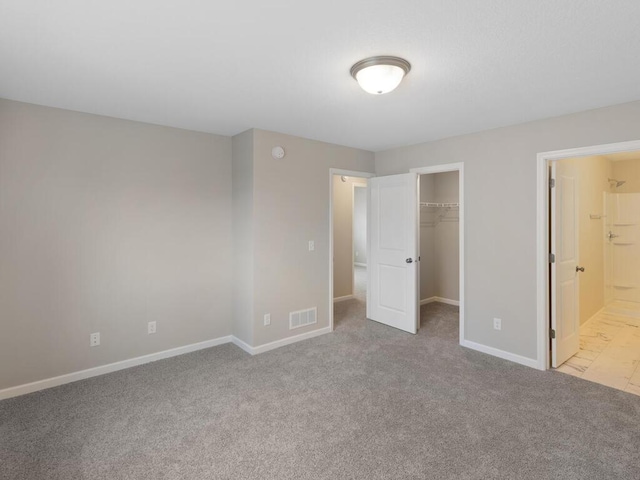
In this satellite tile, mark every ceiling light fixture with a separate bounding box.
[350,56,411,95]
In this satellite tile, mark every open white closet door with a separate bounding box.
[550,161,581,367]
[367,173,419,334]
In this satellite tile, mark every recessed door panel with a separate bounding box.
[379,265,406,312]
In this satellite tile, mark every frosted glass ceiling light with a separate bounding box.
[350,56,411,95]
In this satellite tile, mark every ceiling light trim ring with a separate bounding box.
[350,56,411,80]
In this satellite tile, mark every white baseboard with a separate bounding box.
[420,296,460,306]
[438,297,460,306]
[333,294,355,303]
[0,335,233,401]
[231,336,253,355]
[460,339,539,369]
[1,325,335,400]
[248,327,332,355]
[604,301,640,318]
[582,306,605,326]
[354,262,367,268]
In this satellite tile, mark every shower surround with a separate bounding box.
[605,193,640,305]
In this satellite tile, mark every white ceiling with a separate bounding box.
[1,1,640,152]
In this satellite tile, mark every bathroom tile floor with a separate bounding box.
[556,303,640,396]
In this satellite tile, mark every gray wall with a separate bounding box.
[353,185,367,265]
[0,99,233,390]
[376,100,640,361]
[232,130,254,345]
[252,129,374,347]
[4,95,640,390]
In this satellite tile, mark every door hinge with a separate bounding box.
[549,178,555,188]
[550,329,556,339]
[549,253,555,264]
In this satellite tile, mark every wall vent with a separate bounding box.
[289,307,317,330]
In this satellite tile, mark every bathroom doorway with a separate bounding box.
[547,149,640,395]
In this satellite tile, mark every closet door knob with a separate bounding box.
[406,258,413,264]
[576,266,585,272]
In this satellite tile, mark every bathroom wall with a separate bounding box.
[612,158,640,193]
[558,155,612,324]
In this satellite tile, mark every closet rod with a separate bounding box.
[420,202,459,208]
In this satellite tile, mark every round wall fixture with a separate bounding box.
[350,56,411,95]
[271,146,285,159]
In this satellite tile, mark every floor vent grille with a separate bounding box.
[289,307,317,330]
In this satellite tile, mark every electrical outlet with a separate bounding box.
[264,313,271,326]
[90,332,100,347]
[493,318,502,331]
[355,251,359,257]
[148,321,157,334]
[308,240,315,251]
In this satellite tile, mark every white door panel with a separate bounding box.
[367,173,418,334]
[551,162,580,367]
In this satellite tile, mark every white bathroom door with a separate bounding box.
[550,162,580,367]
[367,173,419,334]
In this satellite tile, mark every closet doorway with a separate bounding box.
[412,164,465,343]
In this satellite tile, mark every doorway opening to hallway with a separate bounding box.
[329,169,374,331]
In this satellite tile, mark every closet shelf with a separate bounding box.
[420,202,459,227]
[420,202,459,208]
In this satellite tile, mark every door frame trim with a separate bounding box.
[329,168,375,332]
[536,139,640,371]
[410,163,465,345]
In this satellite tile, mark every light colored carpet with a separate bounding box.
[1,296,640,479]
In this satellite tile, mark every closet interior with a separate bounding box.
[419,172,460,306]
